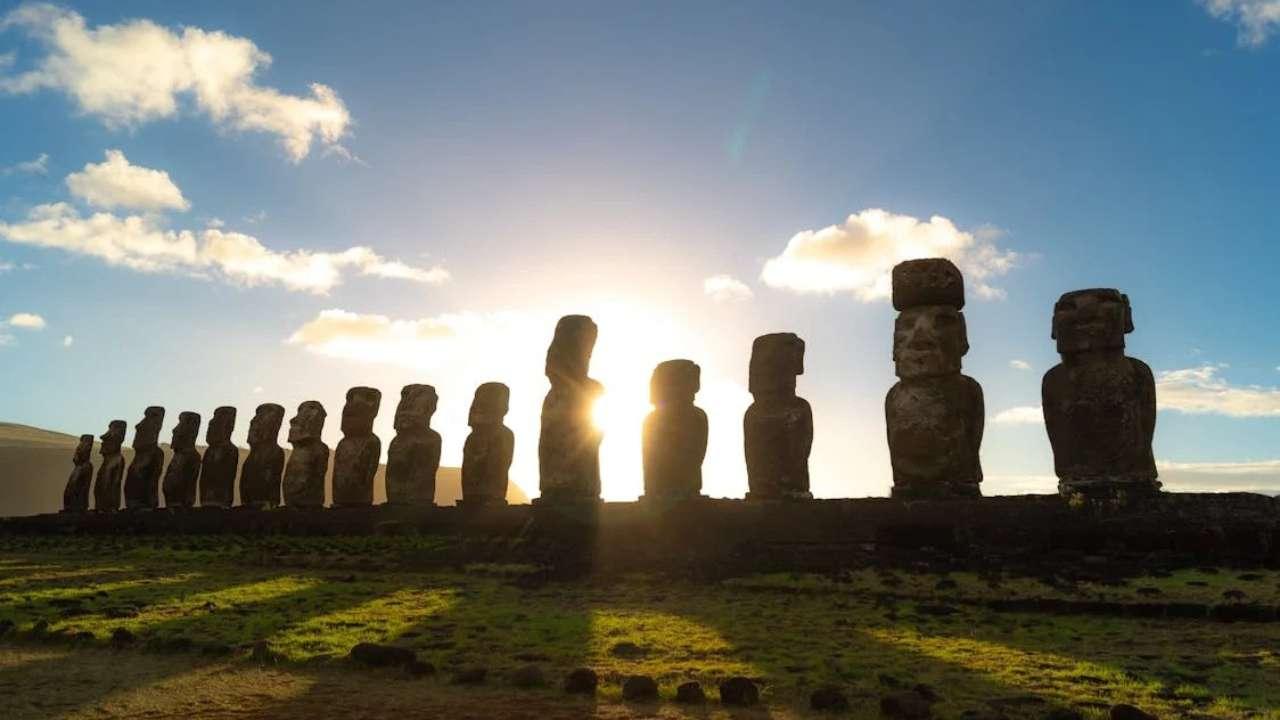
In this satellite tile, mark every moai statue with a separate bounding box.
[332,387,382,507]
[744,334,813,500]
[282,401,329,508]
[93,420,126,512]
[1042,289,1159,499]
[199,406,239,508]
[386,384,441,506]
[240,403,286,508]
[885,259,984,498]
[62,434,95,512]
[123,407,166,509]
[161,412,202,509]
[461,382,514,506]
[642,360,708,501]
[538,315,604,503]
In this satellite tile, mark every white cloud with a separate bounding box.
[288,309,477,366]
[761,209,1018,301]
[0,260,12,272]
[2,152,48,175]
[1156,365,1280,417]
[0,202,448,294]
[1009,359,1031,371]
[0,4,351,161]
[252,385,263,394]
[1199,0,1280,47]
[703,274,753,302]
[1158,459,1280,494]
[61,334,71,347]
[7,312,45,329]
[991,405,1042,425]
[65,150,189,211]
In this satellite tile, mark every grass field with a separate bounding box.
[1,534,1278,719]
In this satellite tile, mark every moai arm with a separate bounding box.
[966,377,984,480]
[1133,357,1158,469]
[693,408,709,468]
[365,436,382,486]
[797,398,814,467]
[1041,367,1066,478]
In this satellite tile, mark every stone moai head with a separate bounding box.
[133,407,165,449]
[394,384,437,432]
[469,382,510,427]
[749,333,805,397]
[73,434,94,464]
[891,258,968,379]
[288,401,326,444]
[651,359,700,406]
[1052,288,1133,356]
[341,387,381,436]
[206,406,236,445]
[545,315,597,385]
[247,403,285,445]
[101,420,126,454]
[171,412,201,451]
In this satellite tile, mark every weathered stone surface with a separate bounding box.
[810,686,850,711]
[349,642,415,667]
[161,412,201,509]
[642,359,707,501]
[1109,704,1157,720]
[93,420,127,512]
[622,675,659,701]
[675,681,706,704]
[386,384,440,506]
[745,333,812,500]
[1043,289,1159,500]
[332,387,382,507]
[240,403,285,508]
[199,407,239,508]
[539,315,603,503]
[282,401,329,508]
[461,382,513,506]
[123,407,165,510]
[719,676,760,706]
[62,434,95,512]
[563,667,598,694]
[886,258,983,499]
[508,664,545,687]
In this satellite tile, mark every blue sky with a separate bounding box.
[2,0,1279,499]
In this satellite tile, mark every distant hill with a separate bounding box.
[0,422,527,517]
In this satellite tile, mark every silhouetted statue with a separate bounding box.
[642,360,708,501]
[161,411,201,509]
[93,420,126,512]
[332,387,382,507]
[885,259,984,498]
[62,434,95,512]
[386,384,441,506]
[1043,289,1159,499]
[282,401,329,508]
[461,382,514,506]
[744,333,813,500]
[240,403,286,508]
[199,406,239,507]
[538,315,603,503]
[124,406,165,509]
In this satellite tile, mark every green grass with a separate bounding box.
[2,535,1278,718]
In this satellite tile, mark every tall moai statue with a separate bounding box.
[282,401,329,508]
[93,420,126,512]
[62,434,95,512]
[332,387,382,507]
[240,403,286,508]
[386,384,441,506]
[199,406,239,507]
[744,334,813,500]
[461,382,514,506]
[1042,289,1159,499]
[538,315,604,503]
[643,360,708,501]
[123,406,166,509]
[161,412,202,509]
[885,259,984,498]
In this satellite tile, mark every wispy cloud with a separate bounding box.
[1158,459,1280,494]
[61,334,72,347]
[1199,0,1280,47]
[65,150,189,211]
[1156,365,1280,417]
[990,405,1042,425]
[1009,359,1031,371]
[1,152,48,175]
[7,312,45,329]
[703,274,753,302]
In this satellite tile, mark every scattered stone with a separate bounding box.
[564,667,598,695]
[105,605,139,619]
[333,387,383,507]
[1109,704,1157,720]
[461,382,514,506]
[916,604,959,617]
[30,620,49,635]
[881,690,934,719]
[514,651,550,662]
[675,681,706,704]
[508,664,545,687]
[622,675,659,701]
[609,641,646,658]
[913,684,941,702]
[386,384,441,506]
[406,660,435,677]
[1135,587,1162,597]
[72,631,96,643]
[719,676,760,707]
[1237,573,1264,582]
[349,642,416,668]
[452,667,487,685]
[0,619,14,637]
[1222,589,1246,601]
[1042,709,1085,720]
[282,401,329,508]
[810,686,850,711]
[109,627,135,646]
[745,333,813,500]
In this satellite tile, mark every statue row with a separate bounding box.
[64,257,1160,511]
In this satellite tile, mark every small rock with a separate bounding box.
[1109,704,1157,720]
[349,642,416,668]
[881,691,933,719]
[1222,589,1246,601]
[1237,573,1264,582]
[913,684,941,702]
[622,675,659,701]
[811,686,850,711]
[0,619,14,637]
[564,667,598,695]
[879,673,904,688]
[513,651,550,662]
[110,627,135,646]
[719,676,760,707]
[916,604,959,616]
[405,660,435,677]
[1135,587,1162,597]
[451,667,487,685]
[30,620,49,635]
[675,681,706,704]
[609,641,646,658]
[508,664,545,687]
[72,631,96,643]
[1042,710,1085,720]
[105,606,139,619]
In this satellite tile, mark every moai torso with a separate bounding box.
[461,383,514,506]
[124,406,166,510]
[241,403,286,508]
[643,360,708,500]
[386,384,441,506]
[332,387,382,507]
[161,412,202,509]
[93,421,126,512]
[744,333,813,500]
[538,316,604,503]
[63,434,95,512]
[199,407,239,507]
[282,401,329,508]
